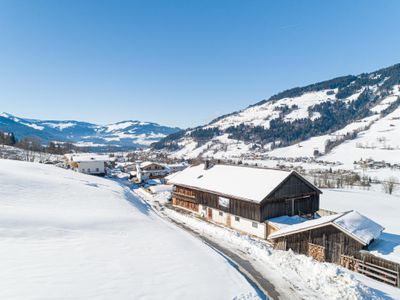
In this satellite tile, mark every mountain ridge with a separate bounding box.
[0,112,180,150]
[153,63,400,159]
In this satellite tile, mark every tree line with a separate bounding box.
[0,130,78,155]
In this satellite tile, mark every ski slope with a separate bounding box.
[0,159,258,300]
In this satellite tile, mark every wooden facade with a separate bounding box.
[260,173,320,220]
[171,171,321,223]
[271,224,365,264]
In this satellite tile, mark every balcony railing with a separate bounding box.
[172,192,197,203]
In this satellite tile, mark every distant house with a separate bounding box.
[268,210,384,264]
[166,163,188,173]
[135,161,169,183]
[167,163,321,239]
[65,154,110,176]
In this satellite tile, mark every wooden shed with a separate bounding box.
[268,210,384,264]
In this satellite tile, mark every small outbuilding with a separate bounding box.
[268,210,384,264]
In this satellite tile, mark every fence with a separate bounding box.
[341,253,400,287]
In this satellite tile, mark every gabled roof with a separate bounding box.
[268,210,384,246]
[167,164,318,203]
[71,154,110,162]
[140,161,165,169]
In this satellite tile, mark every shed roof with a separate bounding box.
[268,210,384,246]
[167,164,318,203]
[268,215,308,230]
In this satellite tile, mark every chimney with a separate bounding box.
[204,160,211,170]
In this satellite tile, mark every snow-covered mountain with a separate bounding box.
[154,63,400,164]
[0,113,180,149]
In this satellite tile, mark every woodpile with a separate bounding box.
[308,243,325,262]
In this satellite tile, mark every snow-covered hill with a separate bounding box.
[0,112,180,150]
[0,159,258,299]
[154,64,400,169]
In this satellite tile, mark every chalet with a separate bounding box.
[167,163,321,239]
[268,210,384,264]
[64,154,110,176]
[135,161,169,183]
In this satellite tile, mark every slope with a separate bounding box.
[0,159,258,300]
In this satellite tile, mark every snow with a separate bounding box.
[104,121,136,132]
[168,164,294,203]
[333,211,384,245]
[104,121,152,133]
[149,184,173,194]
[269,211,383,246]
[21,122,44,130]
[71,154,111,162]
[268,215,308,229]
[210,90,334,130]
[137,188,400,300]
[43,122,76,130]
[268,213,342,239]
[74,141,108,147]
[370,95,399,114]
[321,188,400,234]
[0,159,259,300]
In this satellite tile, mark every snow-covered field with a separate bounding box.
[0,159,259,300]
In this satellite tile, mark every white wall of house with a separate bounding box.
[77,161,105,175]
[211,208,228,225]
[207,207,266,239]
[175,202,266,239]
[231,215,266,239]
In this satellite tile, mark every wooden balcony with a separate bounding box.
[172,192,198,203]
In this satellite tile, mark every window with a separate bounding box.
[82,169,85,172]
[88,168,91,172]
[219,211,223,216]
[235,216,240,222]
[252,222,258,228]
[96,168,99,172]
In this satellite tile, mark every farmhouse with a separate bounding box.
[65,154,110,176]
[268,210,384,264]
[167,163,321,239]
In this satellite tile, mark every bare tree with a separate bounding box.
[382,176,399,195]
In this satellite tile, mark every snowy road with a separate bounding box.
[175,220,279,299]
[0,159,259,300]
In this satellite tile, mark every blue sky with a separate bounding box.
[0,0,399,128]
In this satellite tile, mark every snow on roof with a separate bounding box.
[269,210,384,246]
[167,164,297,203]
[334,210,384,246]
[268,215,308,230]
[149,184,173,194]
[71,154,111,162]
[140,161,164,168]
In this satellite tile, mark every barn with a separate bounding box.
[167,163,321,239]
[268,210,384,264]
